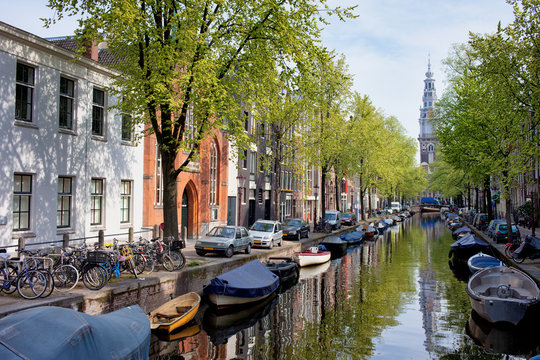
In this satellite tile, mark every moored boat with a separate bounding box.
[341,231,364,245]
[449,233,491,262]
[295,246,331,267]
[148,292,201,333]
[466,266,540,325]
[452,226,471,240]
[467,252,505,274]
[264,257,299,283]
[203,260,280,309]
[320,236,347,258]
[0,305,150,360]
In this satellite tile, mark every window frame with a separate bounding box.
[120,180,132,224]
[90,178,105,226]
[92,87,106,137]
[13,174,32,232]
[209,141,218,206]
[59,76,75,130]
[15,62,35,122]
[57,176,73,229]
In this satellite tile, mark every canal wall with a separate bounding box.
[0,226,354,318]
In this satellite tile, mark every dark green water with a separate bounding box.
[150,214,540,359]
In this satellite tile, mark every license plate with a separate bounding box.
[204,247,214,250]
[254,240,261,244]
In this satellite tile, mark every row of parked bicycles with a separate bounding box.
[0,236,185,300]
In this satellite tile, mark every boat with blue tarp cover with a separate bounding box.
[341,231,364,245]
[203,260,280,309]
[467,252,505,273]
[449,233,491,261]
[0,305,150,360]
[452,226,471,239]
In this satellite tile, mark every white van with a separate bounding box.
[324,210,342,230]
[390,202,401,213]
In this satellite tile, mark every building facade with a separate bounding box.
[0,22,144,248]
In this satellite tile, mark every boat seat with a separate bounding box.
[154,306,190,320]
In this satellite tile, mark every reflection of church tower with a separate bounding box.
[418,58,438,167]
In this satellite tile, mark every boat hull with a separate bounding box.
[208,292,274,308]
[149,292,201,333]
[467,253,504,273]
[466,266,540,325]
[296,251,331,267]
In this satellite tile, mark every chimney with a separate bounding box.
[82,40,99,62]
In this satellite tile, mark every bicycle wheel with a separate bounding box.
[17,270,47,299]
[82,264,108,290]
[161,254,175,272]
[132,253,146,274]
[53,264,79,292]
[39,269,55,298]
[143,256,155,274]
[0,264,18,294]
[169,251,186,270]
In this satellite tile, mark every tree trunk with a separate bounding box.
[368,187,372,216]
[475,187,479,211]
[484,177,493,220]
[161,151,179,241]
[321,167,327,222]
[273,153,282,221]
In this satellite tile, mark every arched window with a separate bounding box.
[209,141,218,206]
[428,144,434,152]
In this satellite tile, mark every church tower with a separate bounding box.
[418,58,438,167]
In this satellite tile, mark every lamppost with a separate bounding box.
[314,184,319,227]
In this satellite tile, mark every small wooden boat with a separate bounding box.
[466,266,540,325]
[264,257,299,283]
[203,260,280,309]
[149,292,201,333]
[295,246,331,267]
[467,252,505,274]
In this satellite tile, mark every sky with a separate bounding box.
[0,0,516,163]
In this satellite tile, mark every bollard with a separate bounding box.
[98,230,104,249]
[18,237,25,256]
[183,226,187,242]
[128,227,133,242]
[153,224,159,239]
[63,233,70,249]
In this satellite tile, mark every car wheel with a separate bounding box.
[245,243,251,254]
[297,233,301,241]
[196,249,206,256]
[306,230,310,238]
[269,240,274,249]
[225,246,234,258]
[278,238,282,247]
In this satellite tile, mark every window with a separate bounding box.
[242,149,248,169]
[155,141,163,206]
[92,88,105,136]
[59,77,75,129]
[57,177,72,228]
[258,189,263,204]
[120,180,132,224]
[90,178,104,226]
[121,114,133,141]
[209,141,218,206]
[241,187,247,204]
[243,111,249,131]
[428,144,434,152]
[15,63,35,121]
[182,103,195,149]
[249,151,256,180]
[13,174,32,231]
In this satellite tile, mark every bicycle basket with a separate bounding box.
[87,251,109,263]
[171,240,185,251]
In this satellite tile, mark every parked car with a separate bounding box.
[195,226,253,258]
[472,213,489,230]
[324,211,342,230]
[341,213,357,226]
[282,218,310,240]
[493,222,521,243]
[486,219,505,238]
[249,220,283,248]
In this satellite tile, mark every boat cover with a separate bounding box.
[203,260,279,298]
[321,236,346,245]
[469,254,504,269]
[342,231,363,240]
[0,305,150,360]
[453,226,471,235]
[451,233,489,250]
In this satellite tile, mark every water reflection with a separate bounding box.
[150,215,539,359]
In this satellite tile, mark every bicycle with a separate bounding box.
[0,252,49,299]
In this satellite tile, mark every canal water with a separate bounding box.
[149,214,540,359]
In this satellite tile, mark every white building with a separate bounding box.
[0,22,144,249]
[418,59,438,167]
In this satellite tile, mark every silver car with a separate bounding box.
[195,226,253,258]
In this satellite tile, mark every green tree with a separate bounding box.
[46,0,354,239]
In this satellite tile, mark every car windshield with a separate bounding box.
[325,213,336,220]
[207,226,235,238]
[342,214,351,219]
[284,219,301,227]
[251,222,273,232]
